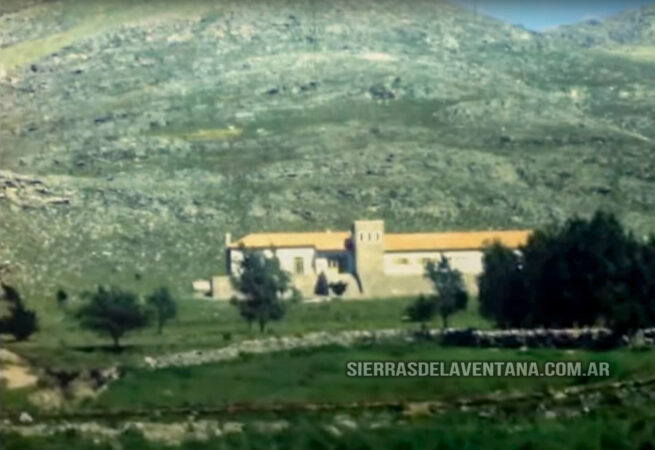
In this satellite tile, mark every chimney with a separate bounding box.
[225,233,232,247]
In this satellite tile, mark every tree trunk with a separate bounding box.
[259,319,266,333]
[442,314,449,330]
[111,334,121,352]
[157,317,164,334]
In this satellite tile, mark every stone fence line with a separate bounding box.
[143,327,655,369]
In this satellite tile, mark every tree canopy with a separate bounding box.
[425,256,468,329]
[231,250,291,332]
[0,282,38,341]
[146,287,178,334]
[478,211,655,334]
[76,286,149,350]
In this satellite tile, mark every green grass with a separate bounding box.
[5,296,490,369]
[2,402,654,450]
[89,342,655,410]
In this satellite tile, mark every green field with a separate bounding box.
[92,344,655,410]
[5,295,489,369]
[3,405,655,450]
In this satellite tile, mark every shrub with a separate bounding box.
[56,289,68,306]
[329,281,348,297]
[404,294,436,332]
[76,286,149,350]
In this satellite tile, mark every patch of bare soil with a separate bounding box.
[0,348,38,389]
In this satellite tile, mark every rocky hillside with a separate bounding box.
[544,4,655,47]
[1,0,654,297]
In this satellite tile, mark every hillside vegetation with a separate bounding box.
[1,0,654,296]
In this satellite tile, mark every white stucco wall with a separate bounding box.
[384,250,483,276]
[229,247,317,276]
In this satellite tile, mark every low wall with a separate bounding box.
[438,328,655,350]
[144,327,655,369]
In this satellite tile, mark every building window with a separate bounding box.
[394,257,410,265]
[294,257,304,274]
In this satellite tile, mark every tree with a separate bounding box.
[76,286,149,350]
[329,281,348,298]
[315,272,329,296]
[56,289,68,307]
[478,242,531,328]
[5,307,38,341]
[404,294,436,333]
[146,287,178,334]
[476,211,655,335]
[231,250,291,332]
[522,212,636,328]
[425,256,468,329]
[602,236,655,335]
[0,282,38,341]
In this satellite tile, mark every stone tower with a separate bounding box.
[352,220,385,294]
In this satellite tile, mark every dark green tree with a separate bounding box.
[76,286,149,350]
[477,211,655,335]
[231,250,291,332]
[5,307,38,341]
[478,242,531,328]
[0,282,38,341]
[404,294,437,332]
[146,287,178,334]
[425,256,468,328]
[603,236,655,335]
[522,211,636,328]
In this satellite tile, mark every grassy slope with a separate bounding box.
[0,1,654,308]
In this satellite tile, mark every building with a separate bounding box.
[204,220,531,300]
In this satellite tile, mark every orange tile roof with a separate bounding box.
[230,229,531,252]
[230,232,351,251]
[384,230,531,251]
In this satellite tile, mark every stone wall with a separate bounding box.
[143,327,655,369]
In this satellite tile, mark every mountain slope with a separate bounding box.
[543,4,655,48]
[1,0,654,296]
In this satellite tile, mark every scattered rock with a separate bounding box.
[19,412,34,424]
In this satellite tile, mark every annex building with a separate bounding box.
[204,220,531,300]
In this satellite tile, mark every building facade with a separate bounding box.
[203,220,531,300]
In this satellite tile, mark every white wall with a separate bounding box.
[230,247,317,276]
[384,250,483,276]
